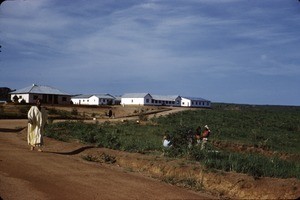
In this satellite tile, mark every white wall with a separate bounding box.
[121,94,152,106]
[181,98,191,107]
[181,97,211,108]
[71,98,90,105]
[11,94,30,103]
[72,96,115,105]
[121,98,145,105]
[89,96,100,105]
[71,98,81,104]
[89,96,114,105]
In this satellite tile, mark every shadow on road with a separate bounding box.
[44,145,96,155]
[0,127,26,132]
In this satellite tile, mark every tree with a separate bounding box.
[13,95,19,103]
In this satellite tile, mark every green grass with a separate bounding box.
[188,147,299,178]
[45,103,300,179]
[153,104,300,154]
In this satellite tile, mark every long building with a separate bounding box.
[10,84,72,104]
[121,93,211,108]
[71,94,116,105]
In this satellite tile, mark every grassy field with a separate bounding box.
[2,102,298,179]
[43,103,300,179]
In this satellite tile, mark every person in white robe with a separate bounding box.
[27,98,48,151]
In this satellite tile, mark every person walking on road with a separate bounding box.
[27,98,48,152]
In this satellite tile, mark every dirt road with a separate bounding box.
[0,120,215,200]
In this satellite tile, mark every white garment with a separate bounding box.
[27,106,48,146]
[163,139,171,147]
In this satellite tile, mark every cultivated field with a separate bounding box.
[0,103,299,199]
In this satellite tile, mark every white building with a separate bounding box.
[121,93,152,106]
[71,94,90,105]
[10,84,71,104]
[120,93,211,108]
[71,94,116,105]
[180,97,211,108]
[151,95,181,106]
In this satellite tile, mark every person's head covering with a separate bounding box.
[204,125,209,129]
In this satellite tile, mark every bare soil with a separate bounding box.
[0,121,214,200]
[0,105,299,199]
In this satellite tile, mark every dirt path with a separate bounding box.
[0,121,215,200]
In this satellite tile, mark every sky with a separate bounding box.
[0,0,300,106]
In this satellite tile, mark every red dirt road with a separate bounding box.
[0,120,215,200]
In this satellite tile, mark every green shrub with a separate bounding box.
[44,104,300,179]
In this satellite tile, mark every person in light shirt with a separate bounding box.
[27,98,48,152]
[200,125,211,150]
[162,133,172,148]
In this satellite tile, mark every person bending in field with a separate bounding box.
[200,125,211,150]
[195,126,202,146]
[27,98,48,152]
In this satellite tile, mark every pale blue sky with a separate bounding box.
[1,0,299,105]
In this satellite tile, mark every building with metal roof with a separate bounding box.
[120,93,211,108]
[121,93,152,106]
[151,95,181,106]
[180,96,211,108]
[71,94,116,105]
[10,84,72,104]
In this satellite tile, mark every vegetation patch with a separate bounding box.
[45,104,300,180]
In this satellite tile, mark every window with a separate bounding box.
[19,95,22,98]
[146,99,149,103]
[62,97,67,102]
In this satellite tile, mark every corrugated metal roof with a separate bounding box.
[181,96,210,101]
[72,94,116,99]
[92,94,115,99]
[152,95,180,101]
[10,84,71,95]
[122,93,151,98]
[71,94,92,99]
